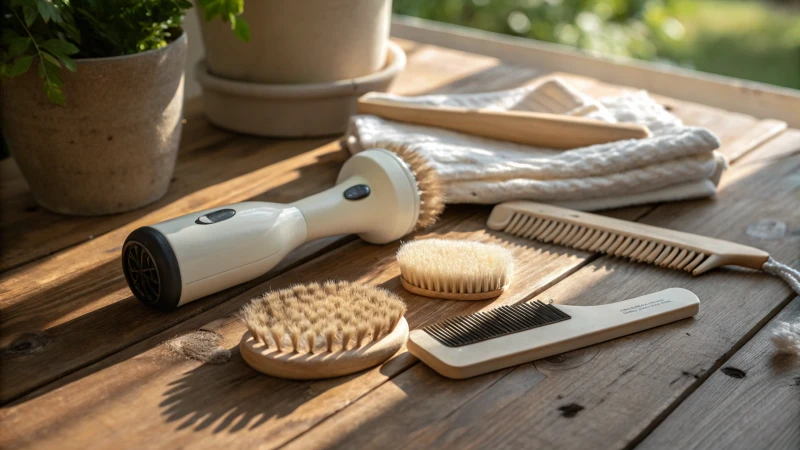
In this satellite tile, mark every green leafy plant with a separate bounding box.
[196,0,250,42]
[1,0,249,106]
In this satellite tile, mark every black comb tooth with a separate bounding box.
[422,302,573,347]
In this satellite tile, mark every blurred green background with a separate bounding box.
[392,0,800,89]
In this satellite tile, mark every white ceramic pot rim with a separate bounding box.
[196,41,406,99]
[70,32,186,64]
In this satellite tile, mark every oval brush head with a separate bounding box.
[397,239,515,301]
[239,280,408,380]
[376,142,445,231]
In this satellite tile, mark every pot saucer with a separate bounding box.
[195,41,406,138]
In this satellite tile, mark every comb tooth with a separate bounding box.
[588,231,610,252]
[660,247,681,267]
[668,248,688,269]
[644,242,665,263]
[676,250,696,270]
[504,213,522,234]
[552,223,574,244]
[508,214,529,235]
[541,221,566,243]
[629,240,651,260]
[597,232,619,253]
[565,227,588,247]
[685,253,706,272]
[654,245,673,265]
[632,241,656,261]
[561,226,581,245]
[536,220,559,242]
[574,228,599,250]
[613,237,634,256]
[605,234,627,254]
[513,215,534,236]
[521,218,543,238]
[621,238,642,257]
[530,219,552,240]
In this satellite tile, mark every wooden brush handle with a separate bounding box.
[357,96,651,149]
[408,288,699,379]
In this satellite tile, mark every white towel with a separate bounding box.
[343,78,726,211]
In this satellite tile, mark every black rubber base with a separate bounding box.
[122,227,182,311]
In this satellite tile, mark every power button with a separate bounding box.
[343,184,371,200]
[195,208,236,225]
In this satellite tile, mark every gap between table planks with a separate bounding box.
[1,76,794,449]
[639,297,800,450]
[281,130,800,450]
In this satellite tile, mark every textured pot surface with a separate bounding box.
[1,33,186,216]
[198,0,392,84]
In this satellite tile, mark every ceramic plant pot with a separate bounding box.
[197,0,392,84]
[196,41,406,137]
[1,33,187,216]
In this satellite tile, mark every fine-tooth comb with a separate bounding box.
[486,201,771,276]
[408,288,700,379]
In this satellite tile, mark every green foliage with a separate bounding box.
[393,0,800,90]
[1,0,195,105]
[196,0,250,41]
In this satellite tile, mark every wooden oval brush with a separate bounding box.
[397,239,515,300]
[239,281,408,380]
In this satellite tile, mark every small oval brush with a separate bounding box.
[397,239,515,300]
[239,280,408,380]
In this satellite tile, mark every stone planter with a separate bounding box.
[0,33,187,216]
[197,0,392,84]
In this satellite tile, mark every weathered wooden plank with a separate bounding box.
[638,297,800,450]
[0,205,636,449]
[288,129,800,450]
[0,43,522,405]
[0,90,784,449]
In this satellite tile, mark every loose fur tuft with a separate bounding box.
[240,280,406,354]
[397,239,514,298]
[375,142,445,230]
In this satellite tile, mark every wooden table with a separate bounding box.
[2,39,799,450]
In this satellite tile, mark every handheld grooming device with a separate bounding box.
[122,148,442,311]
[408,288,699,379]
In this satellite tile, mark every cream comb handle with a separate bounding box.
[408,288,699,379]
[357,97,651,150]
[487,201,770,275]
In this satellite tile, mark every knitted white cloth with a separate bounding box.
[343,78,726,211]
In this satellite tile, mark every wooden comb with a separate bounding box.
[357,96,652,149]
[487,201,770,275]
[408,288,699,379]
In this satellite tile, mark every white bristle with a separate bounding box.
[501,212,708,273]
[239,281,406,354]
[396,239,514,296]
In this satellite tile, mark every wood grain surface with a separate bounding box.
[276,130,800,450]
[0,41,797,450]
[639,297,800,450]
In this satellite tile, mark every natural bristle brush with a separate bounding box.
[408,288,699,379]
[397,239,514,300]
[486,201,800,295]
[122,144,444,311]
[239,280,408,379]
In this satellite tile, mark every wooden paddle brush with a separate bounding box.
[239,281,408,380]
[486,202,800,295]
[358,96,652,149]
